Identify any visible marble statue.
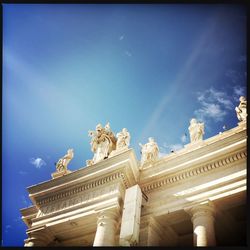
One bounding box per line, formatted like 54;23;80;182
235;96;247;122
56;149;74;172
188;118;204;143
88;122;117;165
139;137;159;166
116;128;131;150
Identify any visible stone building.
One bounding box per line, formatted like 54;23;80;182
20;118;247;247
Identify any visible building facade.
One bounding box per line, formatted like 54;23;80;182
20;120;247;246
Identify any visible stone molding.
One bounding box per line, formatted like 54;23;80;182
37;171;128;207
36;183;123;218
142;150;247;194
28;148;138;194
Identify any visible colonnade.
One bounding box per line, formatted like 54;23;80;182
143;202;216;247
24;203;216;247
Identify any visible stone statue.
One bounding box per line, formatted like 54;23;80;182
116;128;130;150
56;149;74;172
188;118;204;143
139;137;159;166
88;122;117;165
235;96;247;122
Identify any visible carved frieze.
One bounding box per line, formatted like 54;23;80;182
36;171;129;207
142;150;247;194
38;183;119;217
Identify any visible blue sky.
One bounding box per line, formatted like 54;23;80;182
2;4;246;246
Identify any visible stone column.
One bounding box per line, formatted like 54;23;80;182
119;184;142;246
24;228;54;247
189;203;216;246
93;210;119;246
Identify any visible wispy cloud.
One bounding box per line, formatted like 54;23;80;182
125;50;132;57
233;85;246;97
159;142;183;157
225;69;245;85
4;225;12;233
232;85;246;102
21;195;32;207
194;87;233;122
238;55;246;63
136;12;221;142
19;170;28;175
119;35;124;41
29;157;46;169
167;144;183;151
181;134;187;143
13;216;22;223
195;103;226;122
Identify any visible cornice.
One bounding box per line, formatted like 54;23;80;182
36;171;128;206
27;149;138;205
139;127;246;184
141;150;247;194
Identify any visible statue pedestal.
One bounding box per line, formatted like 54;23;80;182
238;120;247;129
184;140;204;150
109;148;129;157
51;170;72;179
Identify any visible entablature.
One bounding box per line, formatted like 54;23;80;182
139;125;247;194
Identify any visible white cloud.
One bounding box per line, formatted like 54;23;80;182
13;216;22;222
225;69;245;85
181;134;187;143
233;85;245;97
162;143;183;152
195;103;227;122
21;195;32;207
125;50;132;57
4;225;12;233
194;87;233;122
30;157;46;169
119;35;124;40
19;170;28;175
225;69;239;84
168;144;183;151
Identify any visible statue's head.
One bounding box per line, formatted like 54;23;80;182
96;124;102;132
67;149;74;156
239;96;246;102
148;137;154;142
190;118;197;124
122;128;127;133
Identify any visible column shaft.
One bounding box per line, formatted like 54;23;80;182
93;210;118;246
191;204;216;246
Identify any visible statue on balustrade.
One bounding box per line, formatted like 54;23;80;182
56;149;74;172
139;137;159;166
235;96;247;122
188;118;204;143
87;122;117;165
116;128;131;150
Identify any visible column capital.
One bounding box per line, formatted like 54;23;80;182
185;202;216;246
96;209;120;228
25;227;55;246
185;201;216;222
